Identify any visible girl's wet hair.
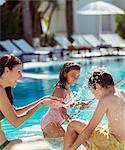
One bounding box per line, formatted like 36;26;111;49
57;61;80;89
88;69;114;89
0;55;22;104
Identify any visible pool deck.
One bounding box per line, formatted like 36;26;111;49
9;136;86;150
9;125;87;150
10;136;53;150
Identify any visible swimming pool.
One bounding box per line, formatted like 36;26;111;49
2;56;125;149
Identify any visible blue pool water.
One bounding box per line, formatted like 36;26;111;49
23;65;61;75
2;56;125;149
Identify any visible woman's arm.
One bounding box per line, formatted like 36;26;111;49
0;87;63;128
14;99;42;115
0;86;42;127
14;96;50;115
69;97;109;150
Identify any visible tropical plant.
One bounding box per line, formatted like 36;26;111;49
116;11;125;39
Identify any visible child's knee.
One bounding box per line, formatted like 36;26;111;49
67;120;77;132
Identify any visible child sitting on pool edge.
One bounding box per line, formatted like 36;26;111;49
40;61;87;138
64;68;125;150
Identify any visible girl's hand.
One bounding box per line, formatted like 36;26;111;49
69;102;88;108
78;102;89;107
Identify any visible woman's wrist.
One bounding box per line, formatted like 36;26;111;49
38;101;44;108
26;111;31;118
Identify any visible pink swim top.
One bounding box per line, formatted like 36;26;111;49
40;86;71;129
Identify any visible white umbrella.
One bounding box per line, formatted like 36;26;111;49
77;1;125;42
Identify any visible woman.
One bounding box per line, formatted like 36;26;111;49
0;55;63;149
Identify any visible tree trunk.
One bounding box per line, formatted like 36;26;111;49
65;0;74;38
22;0;33;45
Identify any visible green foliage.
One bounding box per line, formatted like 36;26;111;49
40;33;57;47
116;11;125;39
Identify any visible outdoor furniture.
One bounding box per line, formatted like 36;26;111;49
83;34;101;48
54;35;74;57
12;39;53;61
72;34;91;49
100;33;125;54
54;35;71;49
0;40;23;57
83;34;112;55
55;35;94;58
0;51;10;58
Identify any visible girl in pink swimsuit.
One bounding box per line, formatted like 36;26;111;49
40;61;86;138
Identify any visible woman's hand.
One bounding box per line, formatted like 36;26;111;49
39;96;64;108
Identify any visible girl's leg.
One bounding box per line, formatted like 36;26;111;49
42;122;65;138
64;120;86;150
4;139;22;150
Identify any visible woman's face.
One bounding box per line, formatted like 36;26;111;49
7;64;22;87
66;69;80;86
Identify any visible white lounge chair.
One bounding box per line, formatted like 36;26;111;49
54;35;76;57
55;35;93;58
0;40;23;56
83;34;113;55
72;34;91;48
54;35;71;49
0;51;10;58
100;33;125;53
12;39;53;61
83;34;101;48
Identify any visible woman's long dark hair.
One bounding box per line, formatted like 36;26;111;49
56;61;80;89
0;55;22;104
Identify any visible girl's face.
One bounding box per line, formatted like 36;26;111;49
6;64;22;87
66;69;80;86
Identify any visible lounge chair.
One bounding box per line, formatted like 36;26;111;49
100;33;125;54
54;35;72;49
54;35;74;57
54;35;92;58
0;51;10;58
83;34;112;55
71;34;92;52
0;40;23;57
12;39;53;61
72;34;90;47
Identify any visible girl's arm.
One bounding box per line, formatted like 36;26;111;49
69;97;109;150
52;87;71;121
